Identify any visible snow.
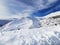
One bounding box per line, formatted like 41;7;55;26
44;11;60;18
0;11;60;45
0;25;60;45
0;0;60;45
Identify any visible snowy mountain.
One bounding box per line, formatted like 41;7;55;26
0;11;60;45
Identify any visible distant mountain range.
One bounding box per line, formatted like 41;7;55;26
0;20;11;26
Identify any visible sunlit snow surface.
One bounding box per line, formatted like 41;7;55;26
0;12;60;45
1;26;60;45
0;0;60;45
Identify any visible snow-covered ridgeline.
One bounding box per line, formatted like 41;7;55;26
0;11;60;45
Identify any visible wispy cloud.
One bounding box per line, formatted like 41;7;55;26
0;0;34;19
0;0;10;19
32;0;57;10
0;0;58;19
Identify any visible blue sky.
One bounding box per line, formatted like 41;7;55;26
0;0;60;26
32;0;60;17
0;0;60;19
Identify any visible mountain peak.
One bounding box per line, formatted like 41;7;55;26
0;11;60;45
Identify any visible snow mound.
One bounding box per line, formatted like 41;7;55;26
0;11;60;45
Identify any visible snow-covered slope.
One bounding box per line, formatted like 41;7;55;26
0;11;60;45
44;11;60;18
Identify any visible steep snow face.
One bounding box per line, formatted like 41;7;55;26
40;11;60;27
40;17;60;27
0;11;60;45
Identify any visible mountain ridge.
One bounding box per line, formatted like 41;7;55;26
0;11;60;45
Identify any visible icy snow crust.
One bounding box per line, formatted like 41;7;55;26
0;12;60;45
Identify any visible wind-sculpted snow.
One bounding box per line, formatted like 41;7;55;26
0;25;60;45
0;12;60;45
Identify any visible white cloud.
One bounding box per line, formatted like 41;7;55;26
32;0;57;10
0;0;11;19
0;0;58;20
0;0;34;20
